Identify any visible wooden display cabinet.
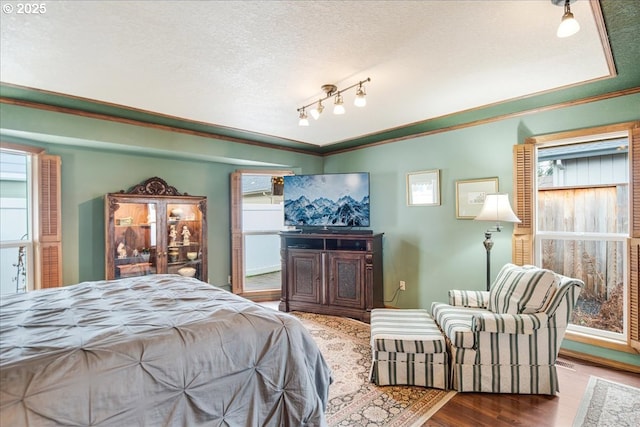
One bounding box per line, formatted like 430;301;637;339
279;232;383;322
105;177;207;281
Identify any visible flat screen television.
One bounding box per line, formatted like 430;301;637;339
283;173;370;229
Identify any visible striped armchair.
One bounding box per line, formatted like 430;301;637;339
431;263;583;395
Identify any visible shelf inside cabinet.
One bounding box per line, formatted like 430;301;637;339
117;263;153;275
168;259;201;266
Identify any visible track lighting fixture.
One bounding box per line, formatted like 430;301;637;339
552;0;580;38
297;77;370;126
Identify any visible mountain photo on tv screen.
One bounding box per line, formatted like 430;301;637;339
283;173;370;228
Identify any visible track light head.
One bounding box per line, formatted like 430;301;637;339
310;100;324;120
333;93;345;115
298;109;309;126
553;0;580;38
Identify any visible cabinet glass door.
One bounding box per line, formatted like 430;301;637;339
167;202;204;280
112;202;157;279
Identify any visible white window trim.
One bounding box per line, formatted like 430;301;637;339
534;136;629;342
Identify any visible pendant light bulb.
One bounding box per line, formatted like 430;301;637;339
557;0;580;38
310;100;324;120
333;93;345;115
298;109;309;126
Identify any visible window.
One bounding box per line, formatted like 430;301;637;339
0;150;33;294
536;138;628;339
0;143;62;291
513;121;640;353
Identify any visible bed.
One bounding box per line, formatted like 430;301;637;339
0;275;332;426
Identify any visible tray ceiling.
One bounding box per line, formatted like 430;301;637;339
0;1;620;149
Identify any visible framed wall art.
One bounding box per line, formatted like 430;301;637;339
407;169;440;206
455;177;498;219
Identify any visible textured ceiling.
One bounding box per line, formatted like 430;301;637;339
0;0;638;154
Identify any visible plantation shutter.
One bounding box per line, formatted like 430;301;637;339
512;143;535;265
631;126;640;237
628;125;640;350
37;154;62;288
629;239;640;351
230;171;244;294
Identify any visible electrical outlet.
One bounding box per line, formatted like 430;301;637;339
228;275;232;285
399;280;406;291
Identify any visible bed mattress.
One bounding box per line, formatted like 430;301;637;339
0;275;331;426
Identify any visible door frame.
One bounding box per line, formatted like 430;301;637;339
230;169;293;301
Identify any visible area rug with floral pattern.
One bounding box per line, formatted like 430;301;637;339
291;311;456;427
572;376;640;427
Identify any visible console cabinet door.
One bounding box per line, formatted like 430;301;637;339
279;232;383;322
327;252;365;309
288;250;322;304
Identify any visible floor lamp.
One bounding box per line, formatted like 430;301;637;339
474;193;521;291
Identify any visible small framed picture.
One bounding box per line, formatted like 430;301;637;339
455;177;499;219
407;169;440;206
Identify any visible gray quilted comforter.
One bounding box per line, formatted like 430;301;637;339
0;275;331;426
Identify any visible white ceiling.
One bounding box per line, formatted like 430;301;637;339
0;1;611;147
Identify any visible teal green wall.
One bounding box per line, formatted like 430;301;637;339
562;339;640;368
54;146;240;287
325;92;640;310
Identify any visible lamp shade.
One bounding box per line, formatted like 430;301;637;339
557;12;580;37
333;94;345;115
310;100;324;120
474;193;521;223
354;86;367;107
298;111;309;126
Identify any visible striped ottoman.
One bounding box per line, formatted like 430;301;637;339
370;308;448;389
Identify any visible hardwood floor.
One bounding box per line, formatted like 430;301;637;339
426;356;640;427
